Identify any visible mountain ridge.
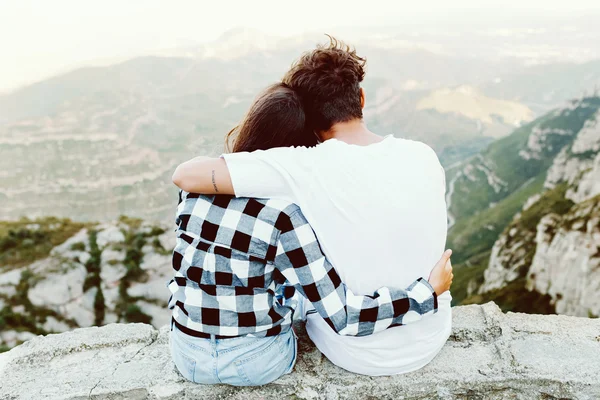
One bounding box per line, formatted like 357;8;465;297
448;96;600;313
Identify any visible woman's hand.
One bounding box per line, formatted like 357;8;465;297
428;249;453;296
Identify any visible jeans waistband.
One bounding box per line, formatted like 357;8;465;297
171;317;245;340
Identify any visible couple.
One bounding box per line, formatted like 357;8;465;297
166;36;453;386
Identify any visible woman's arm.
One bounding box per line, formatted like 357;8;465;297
275;209;453;336
172;146;310;201
172;156;235;195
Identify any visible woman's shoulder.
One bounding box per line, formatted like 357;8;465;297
180;192;299;213
218;197;306;239
203;195;302;223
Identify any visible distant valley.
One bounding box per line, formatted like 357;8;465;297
2;29;600;222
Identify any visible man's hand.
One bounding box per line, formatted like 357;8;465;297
428;249;453;296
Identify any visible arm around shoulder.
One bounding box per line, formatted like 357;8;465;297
172;156;234;195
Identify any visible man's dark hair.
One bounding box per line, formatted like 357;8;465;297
282;35;366;135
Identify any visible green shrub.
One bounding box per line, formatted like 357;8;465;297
83;229;105;326
123;305;152;324
0;306;42;334
0;218;90;269
118;215;142;230
147;226;166;237
151;237;171;256
450;251;491;306
82;274;101;293
462;278;555;314
70;242;86;252
94;288;105;326
15;270;34;310
121;231;147;282
518;183;574;232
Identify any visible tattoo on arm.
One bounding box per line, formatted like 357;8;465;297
211;170;219;193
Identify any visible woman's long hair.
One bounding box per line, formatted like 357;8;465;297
225;83;318;153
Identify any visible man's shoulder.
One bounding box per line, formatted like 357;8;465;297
390;137;435;153
388;137;442;165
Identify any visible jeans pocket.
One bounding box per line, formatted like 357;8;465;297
170;332;197;382
234;331;296;386
283;328;298;375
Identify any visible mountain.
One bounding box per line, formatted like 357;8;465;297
447;96;600;314
0;49;529;223
0;217;172;351
0;55;268;223
0;29;598;224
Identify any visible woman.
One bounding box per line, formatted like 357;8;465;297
167;83;453;386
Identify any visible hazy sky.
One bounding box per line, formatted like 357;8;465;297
2;0;600;93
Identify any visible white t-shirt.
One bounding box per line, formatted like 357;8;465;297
222;135;452;376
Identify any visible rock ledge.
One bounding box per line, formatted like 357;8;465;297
1;302;599;400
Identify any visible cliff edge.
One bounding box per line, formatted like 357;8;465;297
1;302;599;400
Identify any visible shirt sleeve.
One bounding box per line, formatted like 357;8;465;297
221;146;313;202
274;209;438;337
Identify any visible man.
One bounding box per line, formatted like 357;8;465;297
172;37;451;376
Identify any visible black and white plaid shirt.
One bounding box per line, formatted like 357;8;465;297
166;192;438;338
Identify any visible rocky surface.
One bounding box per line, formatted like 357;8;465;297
0;218;173;351
1;302;599;400
545;111;600;203
479;227;533;293
526;197;600;317
478;105;600;308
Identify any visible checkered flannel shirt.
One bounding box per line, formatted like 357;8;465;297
166;191;438;338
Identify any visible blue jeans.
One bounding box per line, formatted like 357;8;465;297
170;323;298;386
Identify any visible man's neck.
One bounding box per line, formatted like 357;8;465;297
320;119;383;146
